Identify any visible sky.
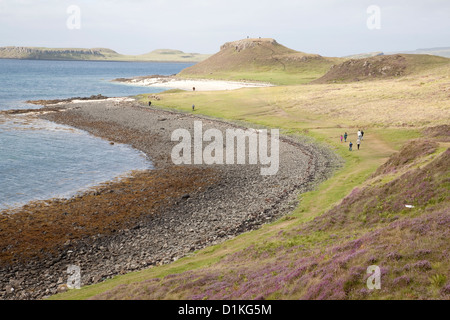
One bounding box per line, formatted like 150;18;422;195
0;0;449;57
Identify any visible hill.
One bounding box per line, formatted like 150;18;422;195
177;38;344;85
125;49;211;62
343;47;450;59
312;53;450;83
343;51;384;59
0;46;119;60
389;47;450;58
0;46;211;62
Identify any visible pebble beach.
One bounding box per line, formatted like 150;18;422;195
0;98;341;299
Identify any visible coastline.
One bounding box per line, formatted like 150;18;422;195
0;97;340;299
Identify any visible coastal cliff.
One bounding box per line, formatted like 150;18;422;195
0;46;210;62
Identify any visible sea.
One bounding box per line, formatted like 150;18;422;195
0;59;194;210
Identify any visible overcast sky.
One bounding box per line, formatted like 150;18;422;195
0;0;449;57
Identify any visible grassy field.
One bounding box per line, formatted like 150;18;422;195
176;60;340;85
50;55;450;299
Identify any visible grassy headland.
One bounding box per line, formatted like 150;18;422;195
50;38;450;299
177;38;343;85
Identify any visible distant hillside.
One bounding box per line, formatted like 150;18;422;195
344;47;450;59
0;46;211;62
178;38;344;85
390;47;450;58
344;51;384;59
131;49;211;62
312;54;450;84
0;46;118;60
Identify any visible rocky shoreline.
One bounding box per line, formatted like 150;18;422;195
0;98;341;300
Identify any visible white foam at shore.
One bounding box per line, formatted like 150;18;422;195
42;97;134;106
0;113;82;133
70;97;135;104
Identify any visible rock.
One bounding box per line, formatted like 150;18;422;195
57;284;69;293
5;285;14;294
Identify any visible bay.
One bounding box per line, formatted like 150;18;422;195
0;59;192;209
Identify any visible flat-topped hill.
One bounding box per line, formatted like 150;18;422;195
390;46;450;58
219;38;291;52
0;46;118;60
0;46;211;62
133;49;210;62
178;38;343;85
344;51;384;59
312;53;450;83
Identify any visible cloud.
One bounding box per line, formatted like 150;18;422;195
0;0;449;56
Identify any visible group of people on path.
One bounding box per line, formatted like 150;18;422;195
340;129;364;151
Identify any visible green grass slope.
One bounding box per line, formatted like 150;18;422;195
88;142;450;300
177;38;343;85
53;126;449;300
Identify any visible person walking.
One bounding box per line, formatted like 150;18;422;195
357;129;362;140
361;130;364;141
192;104;195;111
340;134;343;143
344;132;348;142
349;141;353;151
357;138;361;150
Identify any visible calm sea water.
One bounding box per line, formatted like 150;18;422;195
0;59;194;210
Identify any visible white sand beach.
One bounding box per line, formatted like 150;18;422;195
118;76;274;91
